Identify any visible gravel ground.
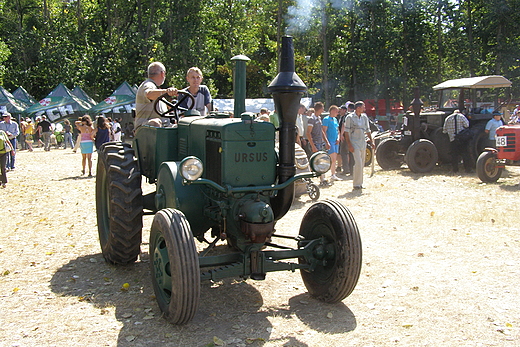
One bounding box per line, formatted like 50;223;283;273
1;148;519;347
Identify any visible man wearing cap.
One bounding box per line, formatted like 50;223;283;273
0;113;20;170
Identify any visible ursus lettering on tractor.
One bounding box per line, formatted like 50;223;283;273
95;36;362;324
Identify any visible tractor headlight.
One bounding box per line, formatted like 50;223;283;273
309;151;331;174
180;156;204;181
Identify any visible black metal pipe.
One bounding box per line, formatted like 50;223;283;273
268;36;307;221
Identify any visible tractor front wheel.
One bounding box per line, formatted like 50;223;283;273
476;151;502;183
299;200;362;303
96;143;143;264
376;138;404;170
150;209;200;324
405;139;438;173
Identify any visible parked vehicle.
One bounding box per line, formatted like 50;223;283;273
95;37;362;324
476;124;520;182
376;76;512;173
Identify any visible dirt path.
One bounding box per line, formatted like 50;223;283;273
1;148;519;347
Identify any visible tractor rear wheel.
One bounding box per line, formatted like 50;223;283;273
476;151;502;183
299;200;362;303
469;123;487;165
150;208;200;324
431;127;451;164
96;143;143;264
376;138;403;170
405;139;438;173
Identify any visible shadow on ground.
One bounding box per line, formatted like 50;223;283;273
51;253;357;346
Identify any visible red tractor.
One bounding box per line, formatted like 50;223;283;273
476;124;520;182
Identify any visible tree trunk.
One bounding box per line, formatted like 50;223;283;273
321;0;329;104
466;0;475;76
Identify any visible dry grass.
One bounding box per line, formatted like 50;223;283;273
1;148;519;346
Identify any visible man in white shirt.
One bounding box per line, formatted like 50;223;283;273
112;117;122;142
343;101;374;190
135;62;178;128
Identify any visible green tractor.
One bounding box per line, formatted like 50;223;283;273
95;36;362;324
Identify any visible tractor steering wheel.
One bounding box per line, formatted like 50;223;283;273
154;91;195;121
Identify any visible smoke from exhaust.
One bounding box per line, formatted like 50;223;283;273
286;0;354;34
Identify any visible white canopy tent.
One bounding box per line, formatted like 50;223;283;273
213;97;313;114
433;75;512;90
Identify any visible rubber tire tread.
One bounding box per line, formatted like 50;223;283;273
376;138;403;170
299;199;362;303
405;139;438;173
150;209;200;324
96;142;143;264
476;151;502;183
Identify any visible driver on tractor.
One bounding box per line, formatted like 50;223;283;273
135;62;178;129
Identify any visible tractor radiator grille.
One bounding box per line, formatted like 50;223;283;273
179;137;188;157
499;132;516;153
206;132;222;184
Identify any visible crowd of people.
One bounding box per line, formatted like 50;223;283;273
0;61;212;186
0;111;129;184
259;99;375;191
4;60;520;190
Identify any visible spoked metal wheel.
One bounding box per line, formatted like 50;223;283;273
298;200;362;303
476;151;502;183
307;182;320;201
149;208;200;324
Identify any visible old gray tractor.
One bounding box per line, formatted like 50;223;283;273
376;76;512;173
95;36;362;324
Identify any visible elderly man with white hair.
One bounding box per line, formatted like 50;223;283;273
135;62;178;129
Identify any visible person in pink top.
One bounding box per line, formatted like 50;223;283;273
75;115;94;176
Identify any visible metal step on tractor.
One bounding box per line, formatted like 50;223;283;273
376;76;512;173
95;36;362;324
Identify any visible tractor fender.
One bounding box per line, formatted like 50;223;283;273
482;147;498;154
155;162;212;237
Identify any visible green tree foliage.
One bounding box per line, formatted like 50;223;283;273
1;0;520;106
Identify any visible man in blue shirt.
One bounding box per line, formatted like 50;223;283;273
485;114;504;148
0;113;20;170
322;105;342;181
